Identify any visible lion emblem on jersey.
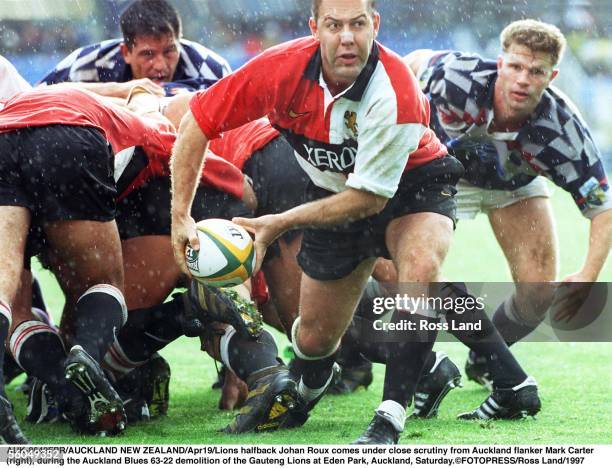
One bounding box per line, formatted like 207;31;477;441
344;111;359;138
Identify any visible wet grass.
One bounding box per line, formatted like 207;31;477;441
12;182;611;444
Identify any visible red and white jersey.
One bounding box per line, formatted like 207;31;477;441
191;37;446;198
0;87;175;157
0;87;246;201
208;118;279;170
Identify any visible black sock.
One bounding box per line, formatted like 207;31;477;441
442;285;528;389
31;276;47;312
0;307;10;397
2;354;23;384
419;350;438;375
492;297;543;346
73;286;126;362
114;294;185;363
382;311;438;408
10;320;66;389
221;328;280;381
9;320;80;403
292;353;337;392
344;316;389;364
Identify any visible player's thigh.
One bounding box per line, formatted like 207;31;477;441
385;211;454;283
122;235;180;309
0;206;30;305
262;234;303;333
488;196;558;282
297;257;376;355
44;219;124;292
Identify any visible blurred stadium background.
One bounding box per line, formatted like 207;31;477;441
2;1;610;444
1;0;611;163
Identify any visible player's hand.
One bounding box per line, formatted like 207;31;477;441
119;78;165;98
232;214;286;273
551;272;595;323
171;214;199;276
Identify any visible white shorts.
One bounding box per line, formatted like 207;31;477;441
456;177;551;220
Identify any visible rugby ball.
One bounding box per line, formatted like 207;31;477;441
185;219;256;287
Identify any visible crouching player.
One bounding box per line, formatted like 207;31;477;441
0;86;177;440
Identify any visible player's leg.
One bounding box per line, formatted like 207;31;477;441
465;188;556;387
489;194;558;341
7;268;83;425
0;205;31;444
289;257;377;420
352;212;452;444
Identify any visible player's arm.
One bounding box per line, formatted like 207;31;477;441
43;79;164;99
403;49;438;76
235;188;388;272
567;208;612;282
170;111;210;272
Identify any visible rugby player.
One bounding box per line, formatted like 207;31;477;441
171;0;465;444
405;19;611;418
0;55;31;99
0;86;177;440
39;0;230;97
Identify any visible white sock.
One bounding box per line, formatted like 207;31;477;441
376;400;406;432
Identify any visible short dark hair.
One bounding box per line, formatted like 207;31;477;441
120;0;182;49
311;0;376;21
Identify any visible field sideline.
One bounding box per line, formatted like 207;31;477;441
10;181;612;444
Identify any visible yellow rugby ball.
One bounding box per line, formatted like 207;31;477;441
185;219;256;287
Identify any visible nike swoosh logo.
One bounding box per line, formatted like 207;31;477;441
288;110;310;119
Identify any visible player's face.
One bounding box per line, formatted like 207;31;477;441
309;0;380;94
121;34;180;83
495;43;558;120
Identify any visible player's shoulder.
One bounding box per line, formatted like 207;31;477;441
179;39;230;68
257;37;320;64
542;85;590;129
368;42;429;124
54;39;122;70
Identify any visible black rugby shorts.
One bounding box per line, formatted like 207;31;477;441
243;135;309;260
115;176;252;239
297;155;465;280
0;124;116;222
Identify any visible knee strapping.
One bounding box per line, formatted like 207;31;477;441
291;317;339;360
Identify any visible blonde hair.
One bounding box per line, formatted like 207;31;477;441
500;19;566;67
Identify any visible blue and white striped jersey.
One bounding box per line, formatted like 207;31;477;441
418;51;611;218
38;38;231;96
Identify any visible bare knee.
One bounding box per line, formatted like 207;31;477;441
294;318;339;358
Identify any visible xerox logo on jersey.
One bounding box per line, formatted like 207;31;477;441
302;143;358;173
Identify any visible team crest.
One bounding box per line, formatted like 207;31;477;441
344;111;359;138
185;245;199;269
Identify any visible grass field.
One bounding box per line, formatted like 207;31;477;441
9;182;612;444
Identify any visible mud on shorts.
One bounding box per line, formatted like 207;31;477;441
297;155;465;281
0;125;117;262
455;176;551;220
243;135;309;262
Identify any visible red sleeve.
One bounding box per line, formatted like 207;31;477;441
201;154;244;200
188;40;311;140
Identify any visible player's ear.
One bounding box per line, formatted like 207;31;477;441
372;12;380;38
309;17;319;40
496;55;503;70
120;43;132;64
550;69;559;82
